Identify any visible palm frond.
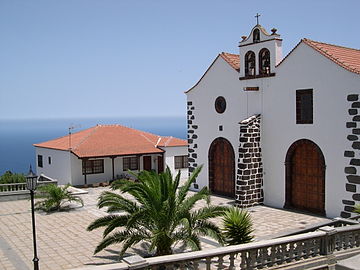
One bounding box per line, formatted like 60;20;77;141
184;234;201;251
177;165;203;205
87;215;123;231
94;231;130;254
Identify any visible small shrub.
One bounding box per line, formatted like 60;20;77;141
354;204;360;214
35;184;84;212
222;207;254;245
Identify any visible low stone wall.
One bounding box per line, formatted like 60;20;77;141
0;176;57;202
70;224;360;270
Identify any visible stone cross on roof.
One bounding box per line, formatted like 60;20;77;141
255;13;261;25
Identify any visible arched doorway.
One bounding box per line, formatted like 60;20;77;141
208;138;235;197
285;139;325;215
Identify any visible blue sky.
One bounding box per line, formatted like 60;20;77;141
1;0;359;119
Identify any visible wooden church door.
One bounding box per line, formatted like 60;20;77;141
285;139;325;215
208;138;235;197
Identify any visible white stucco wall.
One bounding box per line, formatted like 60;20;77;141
187;56;258;190
35;147;72;185
160;146;188;180
70;154;163;186
71;156;112;185
187;40;360;218
262;42;360;217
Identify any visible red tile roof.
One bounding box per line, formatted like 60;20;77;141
220;52;240;71
302;39;360;74
278;38;360;74
34;125;187;158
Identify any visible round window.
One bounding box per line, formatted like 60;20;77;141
215;96;226;113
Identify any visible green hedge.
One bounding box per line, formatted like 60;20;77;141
0;171;26;184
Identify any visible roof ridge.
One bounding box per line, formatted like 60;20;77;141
302;38;360;74
71;125;99;150
221;52;239;56
139;132;158;147
303;38;360;52
220;52;240;72
161;136;173;147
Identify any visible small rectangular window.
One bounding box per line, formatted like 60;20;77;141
37;155;43;168
296;89;313;124
175;155;188;169
48;157;51;165
123;156;139;171
82;159;104;175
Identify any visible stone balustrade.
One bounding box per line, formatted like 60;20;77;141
0;182;27;192
0;178;58;201
73;224;360;270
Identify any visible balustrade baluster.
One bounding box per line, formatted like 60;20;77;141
264;247;270;266
248;249;257;269
179;261;186;270
280;244;288;263
193;259;199;270
228;253;235;270
268;246;276;266
274;245;281;265
355;233;360;247
335;235;341;251
288;242;294;262
240;252;247;269
217;255;224;269
344;233;349;249
256;248;263;267
206;257;211;270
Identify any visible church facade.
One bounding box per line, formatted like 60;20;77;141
185;24;360;218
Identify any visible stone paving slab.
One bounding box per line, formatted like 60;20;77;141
0;187;330;270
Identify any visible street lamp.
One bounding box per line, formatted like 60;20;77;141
26;165;39;270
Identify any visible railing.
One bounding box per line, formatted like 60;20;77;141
0;178;57;193
0;182;27;192
73;224;360;270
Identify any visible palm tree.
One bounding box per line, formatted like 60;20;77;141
34;184;84;212
87;166;226;257
222;207;254;245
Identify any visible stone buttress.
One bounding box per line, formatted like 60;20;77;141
236;114;264;207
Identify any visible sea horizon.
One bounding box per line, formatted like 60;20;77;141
0;116;187;175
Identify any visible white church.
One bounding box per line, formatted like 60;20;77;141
185;23;360;218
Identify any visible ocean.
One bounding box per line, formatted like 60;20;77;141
0;116;187;175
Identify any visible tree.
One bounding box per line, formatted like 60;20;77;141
34;184;83;212
0;171;26;184
87;166;226;257
222;207;254;245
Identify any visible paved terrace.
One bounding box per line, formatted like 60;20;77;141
0;187;329;270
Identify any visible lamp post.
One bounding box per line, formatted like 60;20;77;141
26;165;39;270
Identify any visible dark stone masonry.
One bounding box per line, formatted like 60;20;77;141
341;93;360;218
187;101;199;180
235;114;264;207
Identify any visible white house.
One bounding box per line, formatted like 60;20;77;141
186;24;360;218
34;125;188;186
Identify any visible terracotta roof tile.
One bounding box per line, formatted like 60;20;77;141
302;39;360;74
220;52;240;71
157;136;187;147
34;125;187;158
278;38;360;74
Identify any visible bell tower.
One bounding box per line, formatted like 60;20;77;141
239;21;282;80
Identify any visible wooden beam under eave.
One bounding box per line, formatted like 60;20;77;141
82;158;88;186
111;156;116;181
